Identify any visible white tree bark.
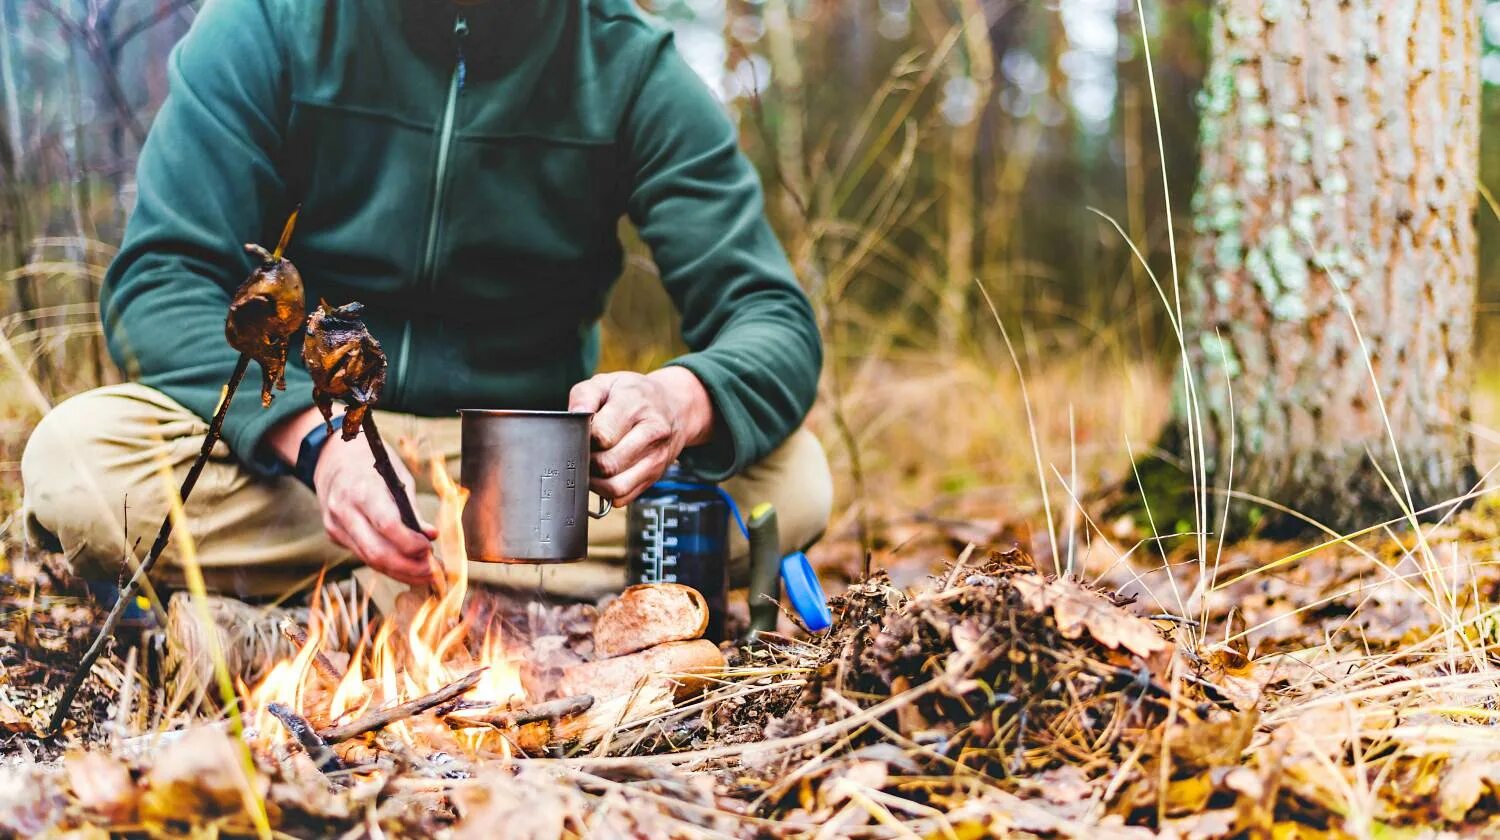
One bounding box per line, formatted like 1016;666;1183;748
1180;0;1479;531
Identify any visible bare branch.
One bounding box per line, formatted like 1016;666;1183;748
31;0;83;39
112;0;197;54
317;669;485;745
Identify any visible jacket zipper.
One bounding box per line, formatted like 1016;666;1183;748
394;15;467;404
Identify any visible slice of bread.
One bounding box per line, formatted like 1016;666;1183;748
593;583;711;658
557;639;725;703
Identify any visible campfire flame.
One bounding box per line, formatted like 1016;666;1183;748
247;456;526;753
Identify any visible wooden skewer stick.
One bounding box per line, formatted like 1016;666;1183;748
446;694;596;729
271;206;299;261
278;618;347;684
317;667;484;744
48;355;252;735
360;412;422;533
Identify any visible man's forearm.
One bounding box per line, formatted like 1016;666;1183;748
264;407;340;466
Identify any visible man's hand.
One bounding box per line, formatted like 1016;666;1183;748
569;367;714;505
267;409;436;585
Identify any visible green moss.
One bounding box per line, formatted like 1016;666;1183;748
1244;140;1268;186
1199;66;1235;116
1290;137;1311;164
1290;195;1321;242
1247;246;1275;301
1245;225;1312;322
1266;226;1308;293
1235;75;1262;102
1323;128;1345;154
1210;203;1241;232
1214;231;1244;272
1200;332;1242;378
1271;292;1308;321
1314;244;1352;272
1225;11;1262;39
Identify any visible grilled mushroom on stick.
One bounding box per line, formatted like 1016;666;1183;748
303;300;422;533
49;209;306;735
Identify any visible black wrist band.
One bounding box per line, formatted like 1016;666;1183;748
294;414;345;490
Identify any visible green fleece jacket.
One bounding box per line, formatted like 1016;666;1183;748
102;0;821;481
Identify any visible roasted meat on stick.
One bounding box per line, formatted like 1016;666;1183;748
227;209;306;406
304;301;386;441
303;300;422;532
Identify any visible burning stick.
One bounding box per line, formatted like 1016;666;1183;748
446;694;596;730
317;668;484;744
278;618;346;684
303;301;421;533
267;702;347;774
48;211;307;735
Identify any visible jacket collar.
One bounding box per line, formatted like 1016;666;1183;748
400;0;552;80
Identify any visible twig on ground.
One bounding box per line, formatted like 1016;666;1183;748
48;355;251;735
318;668;484;744
446;695;595;730
268;702;347;774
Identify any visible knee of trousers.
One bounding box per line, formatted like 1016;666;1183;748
21;387;173;574
774;429;835;554
726;429;835;586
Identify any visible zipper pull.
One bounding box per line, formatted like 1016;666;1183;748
454;15;468;91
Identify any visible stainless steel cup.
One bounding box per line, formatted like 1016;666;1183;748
459;409;611;563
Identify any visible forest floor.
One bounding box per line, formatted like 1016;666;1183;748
6;491;1500;838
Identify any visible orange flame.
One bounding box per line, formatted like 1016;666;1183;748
247;455;525;754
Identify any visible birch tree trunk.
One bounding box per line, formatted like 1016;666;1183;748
1178;0;1479;532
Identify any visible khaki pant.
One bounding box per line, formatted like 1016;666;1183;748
21;384;833;602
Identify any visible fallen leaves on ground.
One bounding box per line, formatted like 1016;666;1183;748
11;510;1500;836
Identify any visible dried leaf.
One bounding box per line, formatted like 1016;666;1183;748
0;765;64;836
1163;774;1215;815
1011;576;1170;661
140;727;264;826
1163;808;1238;839
1440;758;1500;823
0;698;33;735
822;760;889;807
1027;766;1094;806
64;751;137;823
1217;766;1265;801
452;776;573;840
1169;711;1260;771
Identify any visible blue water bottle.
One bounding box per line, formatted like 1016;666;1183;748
626;464;730;641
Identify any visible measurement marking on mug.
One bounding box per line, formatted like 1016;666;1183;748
565;460;578;527
538;469;558;543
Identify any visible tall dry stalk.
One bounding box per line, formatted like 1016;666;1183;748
936;0;992;357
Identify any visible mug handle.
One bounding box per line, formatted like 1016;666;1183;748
589;494;613;519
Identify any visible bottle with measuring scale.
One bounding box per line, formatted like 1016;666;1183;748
624;464;730;642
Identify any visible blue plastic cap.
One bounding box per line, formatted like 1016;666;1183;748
780;551;832;632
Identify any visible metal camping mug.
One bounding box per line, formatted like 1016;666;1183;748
458;409;612;563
